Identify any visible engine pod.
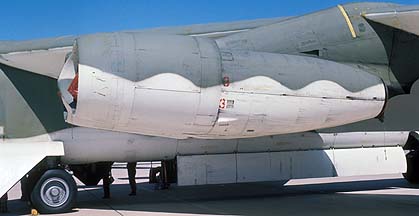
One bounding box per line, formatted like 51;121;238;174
59;33;222;138
211;51;387;138
58;32;386;139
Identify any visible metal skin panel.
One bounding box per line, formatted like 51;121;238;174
332;147;407;176
214;2;419;94
59;33;386;139
177;155;208;186
216;3;397;64
364;6;419;36
0;47;72;79
59;33;223;137
177;154;236;186
210;51;386;138
237;153;271;183
270;151;336;180
176;146;406;186
48;127;408;165
237;151;336;182
191;37;223;134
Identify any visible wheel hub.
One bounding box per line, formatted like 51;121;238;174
40;177;70;208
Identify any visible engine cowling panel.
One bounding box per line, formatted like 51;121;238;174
58;33;386;139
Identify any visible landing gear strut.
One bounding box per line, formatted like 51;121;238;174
404;150;419;184
30;169;77;214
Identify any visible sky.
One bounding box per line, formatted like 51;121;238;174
1;0;418;40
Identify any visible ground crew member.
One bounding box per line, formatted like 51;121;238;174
127;162;137;196
102;162;114;199
0;193;7;213
20;176;29;201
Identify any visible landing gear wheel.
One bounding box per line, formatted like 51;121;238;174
30;169;77;214
403;151;419;184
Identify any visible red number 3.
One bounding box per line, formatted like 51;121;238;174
219;98;226;109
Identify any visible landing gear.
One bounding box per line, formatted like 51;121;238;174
403;150;419;184
149;160;177;190
30;169;77;214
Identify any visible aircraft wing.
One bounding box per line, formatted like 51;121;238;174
0;17;289;79
127;17;291;38
0;39;75;79
0;17;289;54
363;5;419;36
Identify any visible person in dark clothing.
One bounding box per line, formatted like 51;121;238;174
101;162;114;199
20;176;29;201
20;170;42;202
0;193;7;213
127;162;137;196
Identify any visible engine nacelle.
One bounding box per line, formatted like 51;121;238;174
58;33;386;139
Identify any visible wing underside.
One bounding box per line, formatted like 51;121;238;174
363;6;419;36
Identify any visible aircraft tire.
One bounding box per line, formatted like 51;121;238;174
30;169;77;214
403;151;419;184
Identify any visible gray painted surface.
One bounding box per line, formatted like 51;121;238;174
0;68;47;138
364;5;419;36
0;17;289;54
75;31;386;91
0;2;417;140
216;2;419;92
0;65;67;138
216;3;400;63
0;1;417;167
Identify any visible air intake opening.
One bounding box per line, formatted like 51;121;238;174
57;41;79;121
301;50;320;56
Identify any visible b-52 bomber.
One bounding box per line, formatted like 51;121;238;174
1;2;419;213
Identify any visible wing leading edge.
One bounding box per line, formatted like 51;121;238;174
0;17;290;78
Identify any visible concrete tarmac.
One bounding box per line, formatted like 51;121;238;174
3;162;419;216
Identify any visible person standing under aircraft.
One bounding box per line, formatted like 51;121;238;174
0;193;7;213
127;162;137;196
101;162;114;199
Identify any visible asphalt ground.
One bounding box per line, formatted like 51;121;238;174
3;162;419;216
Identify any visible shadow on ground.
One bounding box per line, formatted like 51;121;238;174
5;177;419;216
